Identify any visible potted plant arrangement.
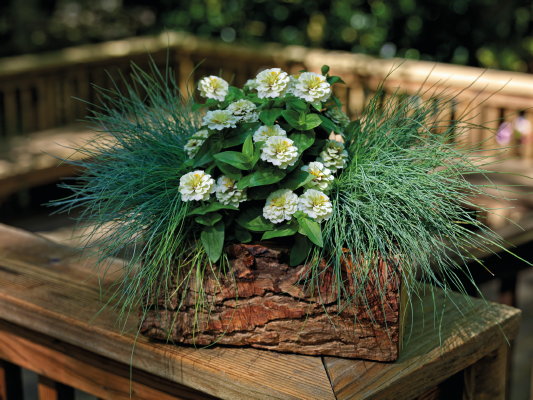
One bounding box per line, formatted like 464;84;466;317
50;60;513;362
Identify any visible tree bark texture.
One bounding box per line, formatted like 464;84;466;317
139;243;404;361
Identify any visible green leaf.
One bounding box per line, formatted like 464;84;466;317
187;202;239;216
229;86;245;100
286;98;307;112
259;108;284;126
317;114;342;134
222;210;236;228
242;134;254;158
327;76;346;85
216;160;242;181
280;169;314;190
192;103;208;112
321;65;330;75
297;217;323;247
281;110;303;130
206;202;239;213
261;220;299;240
302;114;322;130
236;206;274;232
195;212;222;227
290;233;311;266
251;140;264;168
193;137;223;168
249;167;286;187
289;130;315;153
201;220;225;262
332;96;342;110
236;173;254;190
183;159;194;167
235;225;252;243
214;151;252;170
247;184;277;200
223;123;260;148
307;138;327;156
311;103;323;112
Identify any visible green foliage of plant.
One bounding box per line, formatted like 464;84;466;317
48;57;525;342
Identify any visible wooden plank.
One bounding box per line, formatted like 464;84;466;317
323;289;520;399
0;359;24;400
0;224;336;400
462;343;507;400
0;319;215;400
38;375;75;400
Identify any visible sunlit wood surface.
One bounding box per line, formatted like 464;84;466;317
0;223;521;399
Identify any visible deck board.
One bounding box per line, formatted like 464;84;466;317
0;224;335;400
0;224;523;399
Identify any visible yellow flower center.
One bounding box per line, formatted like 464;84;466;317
266;71;281;85
190;173;204;189
274;140;291;154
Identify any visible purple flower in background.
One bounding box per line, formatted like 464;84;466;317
514;116;532;144
496;122;513;145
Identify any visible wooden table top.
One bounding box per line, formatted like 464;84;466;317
0;224;521;400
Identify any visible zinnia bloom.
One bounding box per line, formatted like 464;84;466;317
260;136;299;169
298;189;333;222
197;76;229;102
179;171;215;202
263;189;299;224
256;68;290;99
215;175;247;207
227;99;259;123
244;79;258;90
317;140;348;170
202;110;239;130
292;72;331;106
325;108;350;131
184;130;209;159
252;124;287;143
301;161;334;192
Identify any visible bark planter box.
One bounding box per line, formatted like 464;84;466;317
139;242;409;362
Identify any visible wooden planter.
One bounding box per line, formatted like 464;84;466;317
139;243;408;362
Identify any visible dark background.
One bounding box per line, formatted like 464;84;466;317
1;0;533;71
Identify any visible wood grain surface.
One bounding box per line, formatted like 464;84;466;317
0;224;522;399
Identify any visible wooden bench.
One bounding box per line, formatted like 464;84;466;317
0;223;522;399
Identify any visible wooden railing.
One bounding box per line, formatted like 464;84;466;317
1;31;533;159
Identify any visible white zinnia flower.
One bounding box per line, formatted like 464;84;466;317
244;79;258;90
301;161;334;192
255;68;290;99
215;175;247;208
179;171;215;202
298;189;333;222
252;124;287;143
325;108;350;130
197;76;229;102
184;130;209;159
260;136;299;169
227;99;259;123
263;189;298;224
317;140;349;170
203;110;239;130
292;72;331;106
286;74;300;94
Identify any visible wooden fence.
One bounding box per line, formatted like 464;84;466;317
1;31;533;159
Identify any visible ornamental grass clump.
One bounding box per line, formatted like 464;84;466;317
49;59;520;339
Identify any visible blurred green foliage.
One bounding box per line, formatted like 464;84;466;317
1;0;532;72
